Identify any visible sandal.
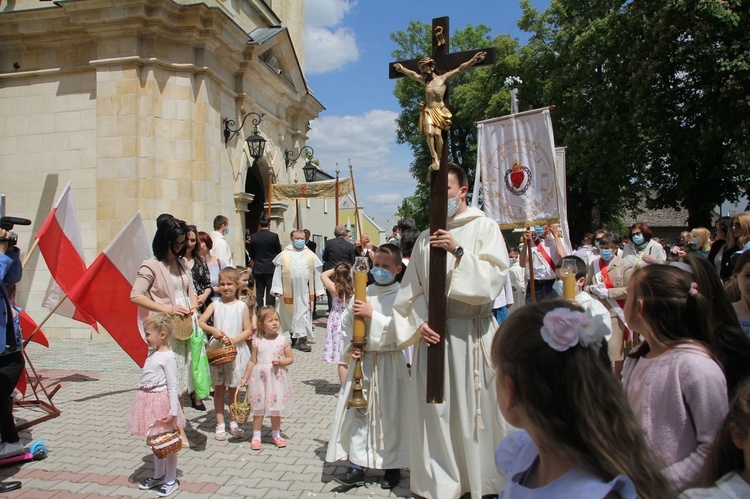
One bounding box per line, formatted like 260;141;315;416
215;425;227;441
229;423;244;439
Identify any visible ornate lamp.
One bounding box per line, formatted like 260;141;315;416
302;160;318;183
223;112;266;160
284;145;314;169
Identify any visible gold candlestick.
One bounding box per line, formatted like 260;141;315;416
348;257;369;409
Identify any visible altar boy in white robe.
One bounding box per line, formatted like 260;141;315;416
326;244;411;490
271;229;325;352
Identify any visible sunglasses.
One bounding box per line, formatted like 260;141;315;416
732;223;741;229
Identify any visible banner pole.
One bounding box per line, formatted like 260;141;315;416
22;238;40;269
23;295;68;347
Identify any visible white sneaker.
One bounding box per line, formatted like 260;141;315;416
0;441;24;459
156;481;178;497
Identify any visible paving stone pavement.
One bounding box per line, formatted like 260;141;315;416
1;314;413;498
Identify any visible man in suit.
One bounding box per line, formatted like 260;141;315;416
322;225;356;312
304;229;317;253
248;214;282;307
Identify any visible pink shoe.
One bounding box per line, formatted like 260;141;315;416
271;436;286;448
251;438;261;451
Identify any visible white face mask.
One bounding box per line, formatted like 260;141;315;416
447;193;461;218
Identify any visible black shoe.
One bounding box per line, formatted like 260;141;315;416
0;481;22;493
290;337;298;347
190;392;206;411
297;339;312;352
380;469;401;489
333;467;365;487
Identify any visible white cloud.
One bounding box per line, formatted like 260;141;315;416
308;110;417;219
304;0;360;74
305;0;356;28
304;27;360;75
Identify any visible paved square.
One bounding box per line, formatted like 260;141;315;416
1;315;412;498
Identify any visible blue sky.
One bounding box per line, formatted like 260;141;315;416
303;0;550;220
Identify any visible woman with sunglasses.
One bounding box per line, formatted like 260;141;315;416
621;222;666;269
720;213;750;281
131;217;199;444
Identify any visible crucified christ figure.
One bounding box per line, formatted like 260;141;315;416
393;51;486;171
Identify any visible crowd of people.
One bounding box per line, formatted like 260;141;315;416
122;182;750;498
6;172;749;497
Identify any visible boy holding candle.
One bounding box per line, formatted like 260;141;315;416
554;255;611;337
326;244;411;490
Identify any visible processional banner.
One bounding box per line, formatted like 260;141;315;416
272;177;352;201
477;108;559;229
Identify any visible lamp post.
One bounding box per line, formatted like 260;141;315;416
224;111;269;217
335;164;340;226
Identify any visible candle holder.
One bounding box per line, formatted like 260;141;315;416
348;256;370;410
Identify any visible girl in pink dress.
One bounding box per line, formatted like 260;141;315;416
321;263;353;384
128;313;186;497
240;306;294;450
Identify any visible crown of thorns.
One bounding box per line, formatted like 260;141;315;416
417;57;436;69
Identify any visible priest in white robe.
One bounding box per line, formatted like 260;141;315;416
392;164;513;499
327;244;411;490
271;229;324;352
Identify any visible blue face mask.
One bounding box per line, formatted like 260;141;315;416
370;267;394;285
223;227;230;236
600;249;614;261
692;237;699;246
552;280;563;296
594;240;601;249
632;234;645;246
447;193;460;218
534;226;545;238
293;239;305;249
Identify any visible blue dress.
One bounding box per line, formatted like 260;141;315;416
496;431;637;498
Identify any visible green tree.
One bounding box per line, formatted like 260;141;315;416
622;0;750;228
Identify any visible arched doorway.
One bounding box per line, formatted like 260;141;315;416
245;159;267;234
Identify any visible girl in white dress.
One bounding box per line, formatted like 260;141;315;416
199;267;252;441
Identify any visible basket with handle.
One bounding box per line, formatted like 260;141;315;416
229;385;251;424
146;423;182;458
206;340;237;366
171;314;193;341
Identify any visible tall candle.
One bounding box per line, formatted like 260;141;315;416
562;273;576;300
352;257;369;344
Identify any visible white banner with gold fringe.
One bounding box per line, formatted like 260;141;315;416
476;108;559;229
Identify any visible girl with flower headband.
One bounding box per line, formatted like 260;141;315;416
492;300;674;498
622;264;729;492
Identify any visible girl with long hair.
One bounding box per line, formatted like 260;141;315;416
493;300;674;498
623;265;729;491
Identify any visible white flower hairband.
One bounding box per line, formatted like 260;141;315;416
540;307;607;352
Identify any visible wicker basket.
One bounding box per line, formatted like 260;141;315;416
172;315;193;341
230;386;251;424
207;341;237;366
146;424;182;459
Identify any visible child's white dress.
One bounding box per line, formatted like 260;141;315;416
322;294;348;364
248;335;294;417
208;300;250;388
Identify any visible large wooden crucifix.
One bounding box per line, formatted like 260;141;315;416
389;17;495;403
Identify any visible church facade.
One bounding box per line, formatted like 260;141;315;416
0;0;325;338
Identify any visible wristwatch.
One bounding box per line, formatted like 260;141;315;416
453;246;464;258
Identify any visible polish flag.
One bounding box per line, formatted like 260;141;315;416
36;182;98;331
68;212;151;366
15;310;50;396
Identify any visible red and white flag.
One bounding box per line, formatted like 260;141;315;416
15;309;50;396
36;182;98;331
68;212;151;366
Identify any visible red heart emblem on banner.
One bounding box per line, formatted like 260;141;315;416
510;170;525;189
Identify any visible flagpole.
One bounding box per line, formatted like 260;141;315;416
23;295;69;347
21;238;40;269
335;165;340;226
348;160;363;244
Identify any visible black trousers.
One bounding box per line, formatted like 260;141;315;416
253;273;276;308
0;351;24;444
